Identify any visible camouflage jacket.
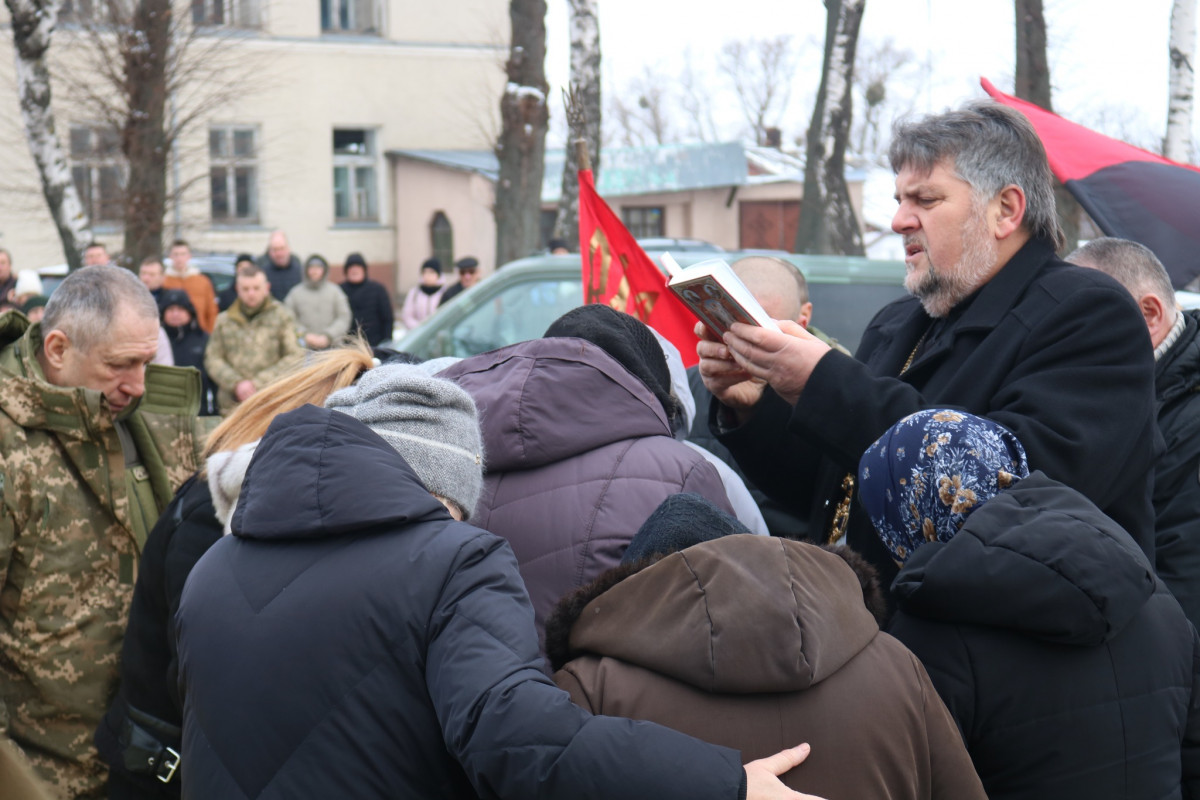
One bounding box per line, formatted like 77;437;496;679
0;312;207;798
204;297;303;414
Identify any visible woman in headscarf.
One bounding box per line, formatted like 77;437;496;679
859;409;1200;800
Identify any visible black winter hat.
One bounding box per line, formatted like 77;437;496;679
421;257;442;276
544;304;680;425
344;252;367;271
455;256;479;272
621;493;749;565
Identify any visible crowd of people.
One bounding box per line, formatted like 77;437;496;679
0;98;1198;800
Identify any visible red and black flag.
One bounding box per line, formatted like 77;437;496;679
983;77;1200;288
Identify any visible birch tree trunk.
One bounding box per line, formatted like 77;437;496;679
795;0;865;256
1167;0;1196;161
1014;0;1079;252
552;0;600;250
6;0;91;271
495;0;549;267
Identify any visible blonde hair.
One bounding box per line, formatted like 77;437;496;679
203;338;375;462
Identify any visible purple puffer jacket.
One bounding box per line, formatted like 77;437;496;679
440;337;734;647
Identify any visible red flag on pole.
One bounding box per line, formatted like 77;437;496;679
576;168;701;366
982;77;1200;288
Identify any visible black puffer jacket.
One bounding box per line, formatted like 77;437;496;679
175;405;748;800
1154;309;1200;628
887;471;1200;800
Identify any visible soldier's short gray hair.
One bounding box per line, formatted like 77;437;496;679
41;265;160;353
890;100;1064;250
1068;237;1177;314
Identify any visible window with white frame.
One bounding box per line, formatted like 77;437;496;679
69;125;125;226
210;126;259;224
332;129;378;222
192;0;261;28
320;0;380;34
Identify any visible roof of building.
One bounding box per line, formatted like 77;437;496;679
388;141;819;203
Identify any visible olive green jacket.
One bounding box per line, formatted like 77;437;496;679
0;311;208;798
204;297;303;414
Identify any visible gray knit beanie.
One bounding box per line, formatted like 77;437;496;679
324;364;484;519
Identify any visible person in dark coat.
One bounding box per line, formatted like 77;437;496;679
93;343;377;799
699;101;1157;591
339;252;394;346
859;409;1200;800
1068;237;1200;629
256;230;304;301
174;370;822;800
438;256;481;307
547;495;987;800
437;305;735;651
157;289;217;416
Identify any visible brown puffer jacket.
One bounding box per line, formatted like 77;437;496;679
550;535;987;800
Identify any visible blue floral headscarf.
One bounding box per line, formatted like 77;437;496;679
857;409;1030;563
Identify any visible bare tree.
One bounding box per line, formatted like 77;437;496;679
717;35;795;146
5;0;92;270
1014;0;1080;252
795;0;866;256
852;38;914;159
495;0;549;266
1166;0;1196;161
552;0;600;249
57;1;266;266
679;51;720;143
606;66;672;148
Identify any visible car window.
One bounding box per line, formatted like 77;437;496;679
418;276;582;359
807;282;909;355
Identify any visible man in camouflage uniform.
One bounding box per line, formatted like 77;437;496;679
0;265;208;799
205;263;303;415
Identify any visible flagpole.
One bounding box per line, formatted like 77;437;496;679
564;85;592;172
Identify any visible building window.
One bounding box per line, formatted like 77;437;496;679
209;126;259;225
430;212;453;267
192;0;261;28
333;129;378;222
69;125;125;226
622;206;664;238
321;0;379;34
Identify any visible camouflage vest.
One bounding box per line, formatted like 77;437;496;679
0;311;209;797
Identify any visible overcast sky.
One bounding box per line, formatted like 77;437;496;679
544;0;1188;152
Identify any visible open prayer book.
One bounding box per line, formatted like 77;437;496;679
661;252;780;339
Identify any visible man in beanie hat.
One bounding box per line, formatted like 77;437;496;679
863;410;1200;800
400;258;446;331
339;252;394;347
439;256;481;307
19;295;47;324
174;372;825;800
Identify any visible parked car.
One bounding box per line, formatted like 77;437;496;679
636;238;725;253
389;252;909;360
36;253;238;297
